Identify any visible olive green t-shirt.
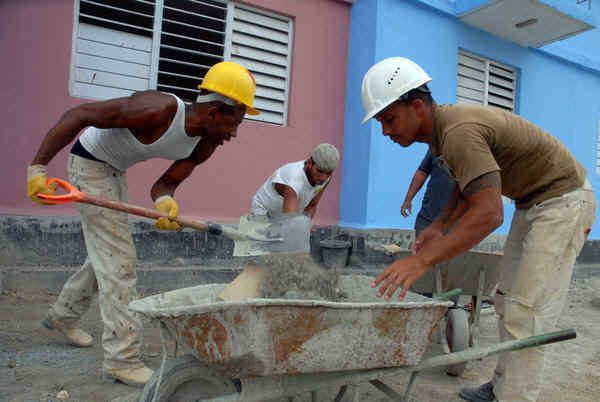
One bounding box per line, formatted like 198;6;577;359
429;105;586;209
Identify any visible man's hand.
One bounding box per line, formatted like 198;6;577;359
371;254;429;300
27;165;59;205
154;195;181;231
401;199;412;217
412;225;443;254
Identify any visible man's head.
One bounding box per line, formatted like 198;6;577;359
304;143;340;186
194;61;259;145
361;57;435;147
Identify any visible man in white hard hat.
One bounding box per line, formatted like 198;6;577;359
361;57;596;402
251;143;340;219
26;61;258;387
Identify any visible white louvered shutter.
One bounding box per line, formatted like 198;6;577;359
71;0;156;99
156;0;227;101
70;0;293;125
230;5;293;125
457;50;517;112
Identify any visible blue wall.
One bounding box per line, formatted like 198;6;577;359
341;0;600;238
339;0;377;228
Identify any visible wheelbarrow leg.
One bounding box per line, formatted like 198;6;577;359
434;266;451;354
370;379;405;401
333;385;347;402
470;267;486;349
349;384;360;402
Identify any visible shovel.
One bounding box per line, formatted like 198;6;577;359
36;177;281;243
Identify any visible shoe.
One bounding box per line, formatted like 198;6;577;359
42;313;93;347
104;366;154;388
459;381;497;401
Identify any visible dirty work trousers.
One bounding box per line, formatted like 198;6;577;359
492;180;596;402
49;154;143;371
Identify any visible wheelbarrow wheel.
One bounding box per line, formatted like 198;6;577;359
140;355;238;402
445;308;470;377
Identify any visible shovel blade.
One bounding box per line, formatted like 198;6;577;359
233;213;311;257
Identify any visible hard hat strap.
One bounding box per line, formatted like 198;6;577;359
196;92;241;107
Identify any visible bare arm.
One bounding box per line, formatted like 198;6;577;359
430;183;467;230
418;171;503;265
374;171;503;300
150;138;218;200
273;183;299;214
401;169;428;217
31;91;175;165
304;180;330;218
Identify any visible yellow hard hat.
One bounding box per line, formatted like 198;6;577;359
198;61;260;115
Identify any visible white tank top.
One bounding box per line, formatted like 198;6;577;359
251;160;328;217
79;94;200;171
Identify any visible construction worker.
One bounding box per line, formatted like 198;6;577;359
361;57;596;402
26;61;258;387
251;143;340;218
401;149;455;236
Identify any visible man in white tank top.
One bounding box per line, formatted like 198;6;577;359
251;143;340;218
25;62;259;387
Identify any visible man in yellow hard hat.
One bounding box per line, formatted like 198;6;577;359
361;57;596;402
26;61;258;387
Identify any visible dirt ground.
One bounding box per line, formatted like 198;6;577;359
1;276;599;402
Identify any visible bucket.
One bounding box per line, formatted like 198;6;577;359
320;239;351;270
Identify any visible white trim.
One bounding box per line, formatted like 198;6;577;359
149;0;164;90
596;113;600;175
223;2;234;61
68;0;81;97
282;16;294;126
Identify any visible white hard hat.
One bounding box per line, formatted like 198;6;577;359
360;57;432;125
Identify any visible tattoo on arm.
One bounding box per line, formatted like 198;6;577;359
463;171;501;198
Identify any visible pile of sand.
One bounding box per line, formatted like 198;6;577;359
255;252;345;301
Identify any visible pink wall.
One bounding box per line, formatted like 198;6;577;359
1;0;351;226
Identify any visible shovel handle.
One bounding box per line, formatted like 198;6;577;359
37;178;275;242
37;177;213;232
37;177;86;204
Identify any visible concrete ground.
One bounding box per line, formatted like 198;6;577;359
1;274;600;402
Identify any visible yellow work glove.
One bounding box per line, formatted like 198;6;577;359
27;165;59;205
154;195;181;231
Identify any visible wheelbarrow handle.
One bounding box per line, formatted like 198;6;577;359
432;288;462;301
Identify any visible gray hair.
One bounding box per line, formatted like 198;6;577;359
311;143;340;171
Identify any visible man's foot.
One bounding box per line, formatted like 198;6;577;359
104;366;154;388
459;381;497;401
42;313;93;347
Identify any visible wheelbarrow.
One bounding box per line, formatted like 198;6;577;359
128;275;574;401
388;249;502;376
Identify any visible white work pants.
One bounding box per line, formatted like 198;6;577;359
49;155;143;371
493;180;596;402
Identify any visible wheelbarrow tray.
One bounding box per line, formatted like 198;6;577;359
129;275;451;378
392;250;503;296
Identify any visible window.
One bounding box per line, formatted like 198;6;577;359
456;50;517;112
69;0;294;125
